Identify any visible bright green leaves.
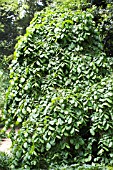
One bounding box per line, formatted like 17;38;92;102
20;77;25;83
24;142;28;149
17;117;22;123
90;128;95;136
68;117;72;124
46;143;51;151
16;151;21;158
3;2;113;169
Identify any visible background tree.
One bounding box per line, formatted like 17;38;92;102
0;0;49;68
0;0;19;67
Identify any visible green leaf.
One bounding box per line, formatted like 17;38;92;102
46;143;51;151
24;132;28;137
27;107;31;112
16;151;21;158
68;117;72;124
49;126;54;131
90;128;95;136
66;143;70;149
85;154;92;162
49;120;55;125
54;27;60;33
65;79;71;86
70;139;74;144
109;142;112;148
61;34;64;39
17;117;22;123
106;98;112;104
75;143;79;149
20;77;25;83
98;149;104;155
24;142;28;148
102;102;111;107
57;118;63;125
65;125;71;130
70;127;75;135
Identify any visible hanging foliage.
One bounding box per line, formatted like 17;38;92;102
3;2;113;169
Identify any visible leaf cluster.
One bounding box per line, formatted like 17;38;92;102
0;151;10;170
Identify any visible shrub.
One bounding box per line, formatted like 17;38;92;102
3;2;113;169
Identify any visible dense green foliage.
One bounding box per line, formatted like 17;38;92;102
0;152;10;170
0;0;113;68
49;164;113;170
0;69;9;109
0;151;113;170
3;1;113;168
